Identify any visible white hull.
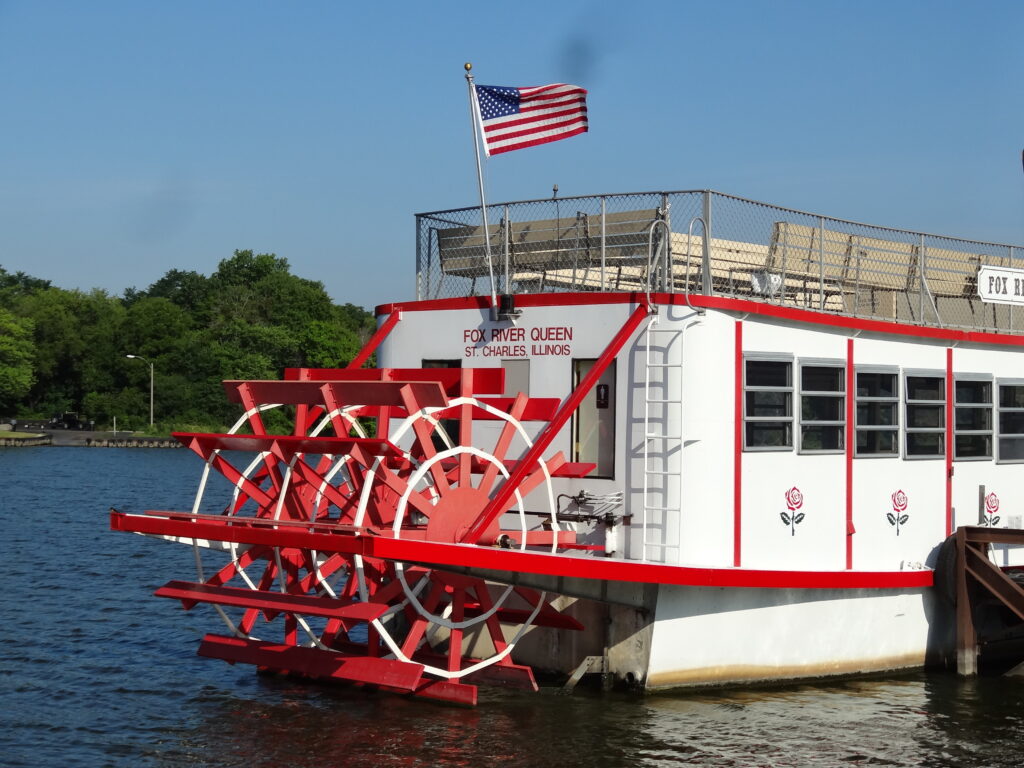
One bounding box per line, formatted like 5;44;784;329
644;585;942;689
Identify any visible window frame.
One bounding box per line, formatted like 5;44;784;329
854;366;900;458
743;354;794;452
797;358;845;455
997;378;1024;464
903;369;946;460
571;357;616;479
953;374;993;462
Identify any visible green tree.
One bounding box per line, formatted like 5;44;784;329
13;287;88;414
0;253;376;428
0;308;35;414
142;269;211;316
301;319;361;368
0;265;51;299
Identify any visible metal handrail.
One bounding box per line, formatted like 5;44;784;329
683;216;707;315
646;219;671;308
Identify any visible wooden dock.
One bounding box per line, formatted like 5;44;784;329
952;526;1024;676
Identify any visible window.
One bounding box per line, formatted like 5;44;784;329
572;359;615;478
904;373;945;458
856;370;898;456
998;382;1024;462
799;363;844;453
955;378;993;460
744;358;793;450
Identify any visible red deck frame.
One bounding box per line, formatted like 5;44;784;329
111;510;934;590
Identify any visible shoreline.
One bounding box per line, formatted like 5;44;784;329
0;429;181;448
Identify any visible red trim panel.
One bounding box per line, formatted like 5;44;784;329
283;367;506;396
378;292;1024;349
112;510;934;590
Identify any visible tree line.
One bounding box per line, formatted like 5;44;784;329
0;251;375;432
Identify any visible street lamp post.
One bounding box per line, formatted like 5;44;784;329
125;354;154;426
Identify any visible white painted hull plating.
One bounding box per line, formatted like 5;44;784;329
642;584;943;689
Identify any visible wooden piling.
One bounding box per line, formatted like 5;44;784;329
953;526;1024;676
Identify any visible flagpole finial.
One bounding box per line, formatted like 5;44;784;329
464;62;472;72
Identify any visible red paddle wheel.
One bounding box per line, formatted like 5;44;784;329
113;366;591;704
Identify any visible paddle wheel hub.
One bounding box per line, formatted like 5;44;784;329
425;486;496;543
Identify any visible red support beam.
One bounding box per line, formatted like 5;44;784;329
461;303;651;546
348;309;401;369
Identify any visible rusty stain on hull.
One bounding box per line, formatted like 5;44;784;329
646;651;927;690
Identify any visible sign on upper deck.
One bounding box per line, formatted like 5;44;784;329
977;265;1024;305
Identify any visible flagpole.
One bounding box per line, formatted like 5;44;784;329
464;62;498;312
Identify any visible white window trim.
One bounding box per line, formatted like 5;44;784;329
854;366;900;459
996;378;1024;464
797;358;845;455
743;354;794;452
903;369;945;461
954;374;993;462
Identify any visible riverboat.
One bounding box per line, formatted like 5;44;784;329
111;190;1024;705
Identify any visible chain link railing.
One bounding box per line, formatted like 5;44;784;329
415;191;1022;333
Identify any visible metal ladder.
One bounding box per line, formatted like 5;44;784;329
641;313;684;562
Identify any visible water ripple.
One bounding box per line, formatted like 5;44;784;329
2;449;1024;767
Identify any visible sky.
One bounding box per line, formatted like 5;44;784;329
1;1;1022;311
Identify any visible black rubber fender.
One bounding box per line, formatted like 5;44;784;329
934;533;958;606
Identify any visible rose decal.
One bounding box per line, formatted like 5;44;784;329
983;492;1001;527
780;486;805;536
785;487;803;511
892;490;908;513
887;490;909;536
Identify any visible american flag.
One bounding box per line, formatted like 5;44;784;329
474;83;588;156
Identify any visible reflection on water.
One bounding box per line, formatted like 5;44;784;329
2;448;1023;767
141;674;1024;768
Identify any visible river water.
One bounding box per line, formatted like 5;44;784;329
1;447;1022;767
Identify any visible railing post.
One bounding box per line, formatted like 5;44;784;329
919;234;926;322
1010;246;1015;330
701;191;713;296
503;204;510;294
600;196;607;291
415;216;423;300
853;238;862;318
818;216;825;310
661;193;671;292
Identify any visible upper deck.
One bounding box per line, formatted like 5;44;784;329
415;190;1024;334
